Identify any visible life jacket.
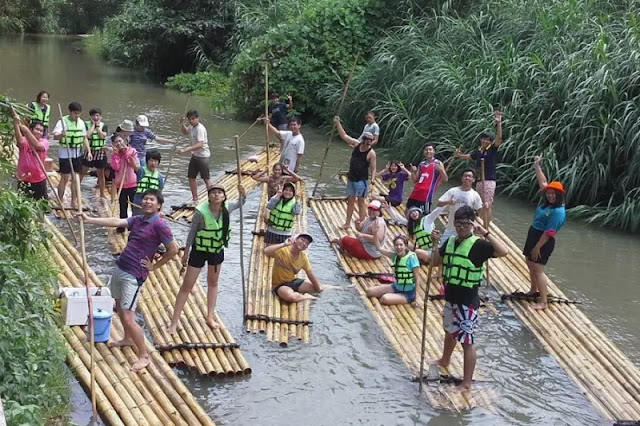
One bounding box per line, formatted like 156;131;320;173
86;121;106;150
442;236;483;288
194;202;230;254
30;102;50;127
60;116;86;148
393;252;418;291
268;197;296;232
136;166;160;194
413;220;433;250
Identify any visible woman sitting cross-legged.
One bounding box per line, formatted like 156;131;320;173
365;234;421;305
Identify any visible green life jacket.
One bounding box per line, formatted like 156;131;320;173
136;166;160;194
442;236;483;288
194;202;230;254
268;197;296;232
393;252;418;291
30;102;50;127
413;220;433;250
86;121;106;150
60;116;86;148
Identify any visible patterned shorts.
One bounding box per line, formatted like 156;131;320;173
476;180;496;207
443;302;479;344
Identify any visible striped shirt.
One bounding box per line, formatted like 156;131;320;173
115;213;173;281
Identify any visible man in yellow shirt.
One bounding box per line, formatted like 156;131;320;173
264;233;323;302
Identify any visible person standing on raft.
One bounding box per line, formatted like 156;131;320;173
523;155;566;310
81;189;178;371
406;144;448;213
11;109;49;200
261;116;306;173
366;234;421;305
264;182;302;245
334;116;377;229
28;91;51;137
430;205;508;391
265;233;324;302
81;108;108;199
179;110;213;205
330;200;386;260
167;183;246;333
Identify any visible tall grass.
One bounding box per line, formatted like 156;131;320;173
322;0;640;231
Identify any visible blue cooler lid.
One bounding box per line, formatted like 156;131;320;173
93;308;113;319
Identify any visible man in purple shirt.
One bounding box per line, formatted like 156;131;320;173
82;189;178;371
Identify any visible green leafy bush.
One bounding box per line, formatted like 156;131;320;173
166;71;232;111
326;0;640;231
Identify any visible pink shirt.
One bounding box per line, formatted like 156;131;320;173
110;147;139;189
17;137;49;183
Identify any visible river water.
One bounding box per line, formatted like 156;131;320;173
1;35;639;426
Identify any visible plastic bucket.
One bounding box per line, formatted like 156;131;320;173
93;308;113;343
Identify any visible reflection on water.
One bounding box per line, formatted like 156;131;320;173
2;34;637;426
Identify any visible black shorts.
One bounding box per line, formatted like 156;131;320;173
272;278;305;295
59;157;83;174
188;249;224;268
385;195;402;207
265;231;289;245
187;156;211;179
83;157;107;169
523;226;555;265
406;197;431;213
20;179;47;200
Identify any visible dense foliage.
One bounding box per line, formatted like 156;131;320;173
326;0;640;231
165;71;231;111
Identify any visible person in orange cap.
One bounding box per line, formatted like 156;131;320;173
523;155;567;310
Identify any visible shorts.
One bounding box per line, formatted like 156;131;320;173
19;179;48;200
110;265;144;311
392;284;416;303
523;226;555;265
385;195;402;207
406;198;432;214
187;155;211;179
346;179;368;197
339;236;378;260
59;156;83;174
188;249;224;269
443;301;479;344
476;180;496;207
265;231;289;245
83;156;107;169
272;278;305;295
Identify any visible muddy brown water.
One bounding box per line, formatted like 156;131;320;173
1;34;639;426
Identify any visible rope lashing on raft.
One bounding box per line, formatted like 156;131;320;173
154;342;240;352
224;170;255;176
244;314;313;326
501;291;581;305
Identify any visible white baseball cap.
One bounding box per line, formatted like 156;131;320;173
136;115;150;127
368;200;382;210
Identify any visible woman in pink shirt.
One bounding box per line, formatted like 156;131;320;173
12;112;49;200
110;135;140;229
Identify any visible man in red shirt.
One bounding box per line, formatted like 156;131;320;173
406;145;448;213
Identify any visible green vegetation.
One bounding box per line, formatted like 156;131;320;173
329;0;640;231
0;105;71;425
165;71;231;112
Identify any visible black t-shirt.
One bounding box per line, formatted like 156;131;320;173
470;145;499;181
439;237;495;307
268;102;288;127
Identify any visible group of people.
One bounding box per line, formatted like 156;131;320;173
14;92;568;390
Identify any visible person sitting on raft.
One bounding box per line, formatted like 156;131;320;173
251;163;300;198
264;233;323;302
430;205;508;391
366;235;421;305
167;183;246;334
522;155;566;310
330;200;387;260
372;161;411;207
264;181;302;245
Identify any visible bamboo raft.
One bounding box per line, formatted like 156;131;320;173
244;182;311;346
46;219;216;426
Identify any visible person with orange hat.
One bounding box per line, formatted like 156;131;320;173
523;155;567;310
330;200;387;260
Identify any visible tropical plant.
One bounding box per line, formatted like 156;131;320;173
166;71;232;111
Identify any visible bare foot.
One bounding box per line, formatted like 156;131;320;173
107;338;134;349
301;294;318;300
430;358;449;368
131;355;150;371
206;318;220;330
339;223;350;230
531;302;548;310
166;323;178;335
454;382;472;393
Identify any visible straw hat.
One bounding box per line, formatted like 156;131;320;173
545;181;565;193
117;119;134;132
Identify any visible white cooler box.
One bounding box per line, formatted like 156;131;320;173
60;287;113;326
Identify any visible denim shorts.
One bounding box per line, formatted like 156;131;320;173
392;284;416;303
346;179;368;197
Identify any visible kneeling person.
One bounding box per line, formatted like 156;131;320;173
265;234;323;302
132;149;165;215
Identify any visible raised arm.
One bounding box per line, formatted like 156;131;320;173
11;111;23;146
474;222;508;257
493;109;503;147
282;165;301;182
259;117;282;139
82;213;128;228
533;155;548;191
333;116;359;147
263;239;290;257
180;120;190;135
19;124;46;151
376;162;390;179
454;147;472;161
250;170;269;183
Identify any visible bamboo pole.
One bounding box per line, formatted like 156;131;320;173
111;163;128;217
312;55;359;197
480;158;490;286
418;263;434;392
235;135;248;325
165;94;192;185
264;63;270;176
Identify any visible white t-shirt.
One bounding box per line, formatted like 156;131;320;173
189;123;210;157
358;122;380;142
439;187;482;232
279;131;305;171
52;117;87;159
